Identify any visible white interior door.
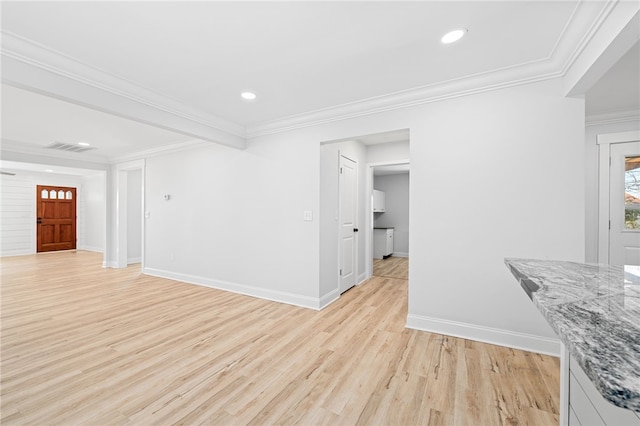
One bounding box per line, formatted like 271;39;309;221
610;141;640;265
339;155;357;293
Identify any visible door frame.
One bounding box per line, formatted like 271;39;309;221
36;185;77;252
365;159;410;279
115;159;145;269
596;130;640;263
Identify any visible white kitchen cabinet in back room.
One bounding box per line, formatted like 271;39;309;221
373;228;394;259
373;190;385;212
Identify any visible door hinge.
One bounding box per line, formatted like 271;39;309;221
340;269;342;276
609;220;611;230
340;167;343;174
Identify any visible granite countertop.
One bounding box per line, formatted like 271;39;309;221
505;259;640;413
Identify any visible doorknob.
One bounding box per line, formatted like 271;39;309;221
354;228;359;232
37;217;42;224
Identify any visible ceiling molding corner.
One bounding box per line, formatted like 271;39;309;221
585;109;640;126
108;139;212;164
1;30;248;147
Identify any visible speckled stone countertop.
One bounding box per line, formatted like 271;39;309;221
505;259;640;413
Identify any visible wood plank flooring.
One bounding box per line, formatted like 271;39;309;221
1;251;559;425
373;256;408;280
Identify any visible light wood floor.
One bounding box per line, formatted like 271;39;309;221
373;256;409;280
1;251;559;425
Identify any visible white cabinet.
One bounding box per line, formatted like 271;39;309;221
373;190;385;212
373;228;394;259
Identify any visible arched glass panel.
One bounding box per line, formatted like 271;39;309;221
41;189;49;199
50;190;57;199
65;191;73;200
58;190;64;199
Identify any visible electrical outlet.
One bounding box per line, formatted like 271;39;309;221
304;210;313;221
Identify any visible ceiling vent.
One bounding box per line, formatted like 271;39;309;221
46;142;96;153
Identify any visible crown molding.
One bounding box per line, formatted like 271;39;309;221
563;0;639;97
109;139;211;164
556;0;617;77
1;31;247;149
1;31;245;137
1;0;624;142
246;66;562;138
585;109;640;126
246;0;617;138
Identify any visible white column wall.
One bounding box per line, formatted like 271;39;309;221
406;79;584;354
126;169;142;263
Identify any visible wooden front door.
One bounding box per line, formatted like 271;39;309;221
37;185;77;252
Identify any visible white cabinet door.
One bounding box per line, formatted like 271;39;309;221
373;229;386;259
373;190;385;212
386;228;394;255
374;229;394;258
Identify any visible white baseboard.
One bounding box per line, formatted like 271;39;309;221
80;245;104;253
127;257;141;265
319;288;340;309
392;252;408;258
406;314;560;356
1;249;34;257
357;272;368;285
143;267;323;310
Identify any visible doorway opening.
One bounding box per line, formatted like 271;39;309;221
597;131;640;265
319;129;410;308
115;160;145;270
369;163;410;280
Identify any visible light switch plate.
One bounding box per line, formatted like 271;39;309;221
303;210;313;221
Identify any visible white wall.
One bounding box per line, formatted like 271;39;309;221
406;79;584;354
584;118;640;262
373;172;409;256
0;170;105;256
81;173;106;253
140;77;583;354
143;135;321;308
126;169;142;263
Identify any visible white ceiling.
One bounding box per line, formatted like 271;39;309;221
1;84;191;161
0;1;637;165
1;1;580;127
374;164;410;176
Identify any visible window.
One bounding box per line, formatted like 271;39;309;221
625;156;640;229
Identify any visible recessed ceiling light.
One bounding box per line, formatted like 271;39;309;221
45;169;54;173
77;142;90;146
441;29;467;44
241;91;257;101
